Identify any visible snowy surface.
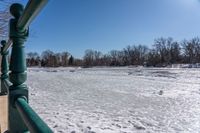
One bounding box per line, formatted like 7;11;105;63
26;67;200;133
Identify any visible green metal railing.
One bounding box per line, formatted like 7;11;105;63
0;0;53;132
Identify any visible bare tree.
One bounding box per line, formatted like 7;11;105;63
61;51;69;66
83;49;95;66
27;52;40;66
41;50;54;67
182;37;200;63
0;0;14;39
170;41;181;63
153;37;181;65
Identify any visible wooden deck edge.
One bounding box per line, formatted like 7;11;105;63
0;95;8;133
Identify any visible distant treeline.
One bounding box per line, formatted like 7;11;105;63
27;37;200;67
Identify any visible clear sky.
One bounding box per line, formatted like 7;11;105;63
6;0;200;57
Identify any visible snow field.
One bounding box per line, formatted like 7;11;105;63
26;67;200;133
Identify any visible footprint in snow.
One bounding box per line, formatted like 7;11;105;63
70;70;75;72
134;124;146;130
128;72;133;75
158;90;164;95
128;120;146;130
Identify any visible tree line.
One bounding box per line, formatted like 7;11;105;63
27;37;200;67
27;50;78;67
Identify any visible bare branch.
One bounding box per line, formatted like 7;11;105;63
0;0;21;40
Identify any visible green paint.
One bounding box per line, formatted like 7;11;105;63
1;40;9;95
8;3;29;132
0;1;51;132
15;97;53;133
3;1;52;132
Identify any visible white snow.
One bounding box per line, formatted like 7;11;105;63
26;67;200;133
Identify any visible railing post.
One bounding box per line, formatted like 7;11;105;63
1;40;9;94
0;40;9;133
8;3;29;132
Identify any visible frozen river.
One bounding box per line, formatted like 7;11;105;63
26;67;200;133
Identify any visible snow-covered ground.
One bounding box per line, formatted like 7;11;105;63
26;67;200;133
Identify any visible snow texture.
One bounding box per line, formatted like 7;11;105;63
26;67;200;133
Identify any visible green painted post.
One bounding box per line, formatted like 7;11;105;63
8;3;29;132
1;40;9;95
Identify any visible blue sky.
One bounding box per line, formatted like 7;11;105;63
7;0;200;57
